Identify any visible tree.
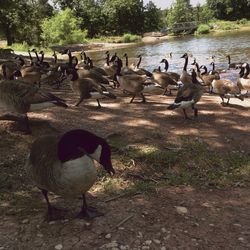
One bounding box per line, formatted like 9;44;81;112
41;8;87;45
166;0;194;26
144;1;162;32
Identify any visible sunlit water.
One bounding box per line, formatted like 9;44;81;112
89;29;250;82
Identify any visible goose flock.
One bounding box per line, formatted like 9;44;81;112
0;48;249;221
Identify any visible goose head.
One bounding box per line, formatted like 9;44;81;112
39;51;44;55
181;53;188;59
57;129;115;175
160;59;167;63
31;48;37;53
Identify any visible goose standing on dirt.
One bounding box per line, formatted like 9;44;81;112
211;78;244;105
115;57;161;103
168;69;203;119
65;68;116;108
0;80;67;133
26;129;115;221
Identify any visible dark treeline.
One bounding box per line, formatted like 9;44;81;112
0;0;249;46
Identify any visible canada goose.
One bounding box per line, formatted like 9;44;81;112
39;51;50;68
86;57;108;76
31;48;41;63
25;129;115;221
61;49;78;69
168;69;203;119
134;55;152;77
152;68;178;95
102;51;117;77
237;63;250;94
180;53;192;84
121;53;137;75
115;57;161;103
12;70;42;87
0;80;67;133
211;78;244;105
66;68;116;108
199;64;220;92
226;55;242;69
160;58;180;81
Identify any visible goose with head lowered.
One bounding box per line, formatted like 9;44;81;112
0;79;67;133
115;57;162;103
168;69;203;119
25;129;115;221
65;68;116;108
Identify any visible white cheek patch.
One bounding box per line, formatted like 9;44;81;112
89;145;102;163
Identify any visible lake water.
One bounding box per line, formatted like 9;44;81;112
89;29;250;82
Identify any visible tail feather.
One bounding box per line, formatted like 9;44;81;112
167;103;180;110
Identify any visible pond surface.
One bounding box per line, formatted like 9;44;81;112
89;28;250;82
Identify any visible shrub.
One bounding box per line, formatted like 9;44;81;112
239;18;248;24
41;8;88;45
197;24;210;34
122;34;141;43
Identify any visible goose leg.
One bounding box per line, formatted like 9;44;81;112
163;88;168;95
130;95;136;103
183;109;190;119
141;93;146;103
220;95;225;104
96;99;101;109
76;194;104;219
226;98;230;105
41;189;65;221
75;96;84;106
192;104;198;117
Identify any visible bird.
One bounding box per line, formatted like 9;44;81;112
114;57;161;103
25;129;115;221
133;55;152;77
65;68;116;108
211;78;244;105
0;79;67;133
168;69;203;119
226;55;242;69
160;58;180;81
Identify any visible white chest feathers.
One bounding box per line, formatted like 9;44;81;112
56;155;97;196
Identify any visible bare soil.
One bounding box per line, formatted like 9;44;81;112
0;84;250;250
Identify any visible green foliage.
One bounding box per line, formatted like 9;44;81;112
41;8;87;45
210;20;239;30
237;18;248;24
122;34;141;43
4;42;53;53
197;24;211;34
166;0;194;27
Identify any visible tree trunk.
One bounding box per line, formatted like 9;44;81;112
5;26;13;46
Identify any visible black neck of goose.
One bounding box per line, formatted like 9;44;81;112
243;64;250;79
183;56;188;71
125;55;128;67
106;53;110;66
211;62;215;71
116;60;122;76
83;52;87;61
2;64;7;79
227;56;231;65
192;70;199;84
88;57;93;68
201;66;207;75
40;53;44;62
68;51;72;63
239;67;244;78
34;51;39;62
28;51;32;62
195;63;200;73
53;53;57;63
137;56;142;68
164;60;169;71
72;56;78;68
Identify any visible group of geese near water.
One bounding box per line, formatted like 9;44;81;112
0;48;249;221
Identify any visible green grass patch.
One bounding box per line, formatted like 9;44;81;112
121;33;141;43
197;24;211;34
4;42;53;53
210;20;240;31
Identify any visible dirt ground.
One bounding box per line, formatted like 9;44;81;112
0;83;250;250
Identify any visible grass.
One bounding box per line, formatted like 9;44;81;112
196;24;211;34
88;34;142;44
3;42;53;53
209;20;240;31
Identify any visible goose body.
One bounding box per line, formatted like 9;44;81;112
0;80;67;132
168;70;203;119
160;58;180;81
237;63;250;93
26;129;115;220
